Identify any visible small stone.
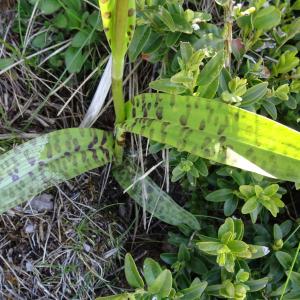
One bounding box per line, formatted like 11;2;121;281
26;261;33;272
24;223;35;234
29;194;54;212
83;243;91;253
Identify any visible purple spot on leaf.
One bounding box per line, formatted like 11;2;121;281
28;158;36;166
12;174;20;182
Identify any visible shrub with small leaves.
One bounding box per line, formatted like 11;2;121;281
237;184;285;223
197;218;269;273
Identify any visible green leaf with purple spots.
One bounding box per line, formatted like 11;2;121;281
99;0;136;58
122;93;300;183
112;164;200;230
0;128;114;213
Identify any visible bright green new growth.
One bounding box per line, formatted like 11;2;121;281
122;93;300;183
0;129;114;213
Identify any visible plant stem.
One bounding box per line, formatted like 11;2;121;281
111;0;130;162
111;0;129;124
112;72;125;124
224;0;233;69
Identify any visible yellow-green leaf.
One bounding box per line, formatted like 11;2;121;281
148;269;173;297
122;93;300;183
253;6;281;31
99;0;136;56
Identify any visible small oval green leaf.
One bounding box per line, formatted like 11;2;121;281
148;269;172;297
150;79;187;94
125;253;144;289
253;6;281;31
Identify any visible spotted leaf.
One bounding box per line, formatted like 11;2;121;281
112;164;200;230
0;128;114;213
99;0;136;55
122;93;300;183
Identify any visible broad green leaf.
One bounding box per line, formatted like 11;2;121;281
292;0;300;10
273;223;283;240
275;51;299;74
190;258;208;275
167;3;192;34
275;84;290;101
180;281;208;300
53;13;68;29
262;100;277;120
32;32;48;48
128;25;151;62
0;129;114;213
112;164;200;230
148;270;172;297
275;251;293;269
227;240;249;254
264;184;279;196
88;11;103;31
160;253;177;265
218;218;234;239
149;79;187;94
71;30;92;48
242;82;268;105
166;31;181;47
241;197;258;214
194;158;208;177
236;15;251;31
247;277;269;292
239;185;254;198
197;51;224;87
66;0;81;11
283;291;300;300
171;71;193;84
197;241;222;254
180;42;194;64
65;8;81;29
224;197;238;216
122;93;300;183
0;58;14;70
233;219;244;240
289;271;300;286
125;253;144;288
280;220;293;238
178;244;190;261
198;76;219;99
143;258;162;286
65;47;86;73
205;188;233;203
158;6;176;32
253;6;281;31
40;0;61;14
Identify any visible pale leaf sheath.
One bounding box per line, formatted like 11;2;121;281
122;93;300;183
0;128;114;213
